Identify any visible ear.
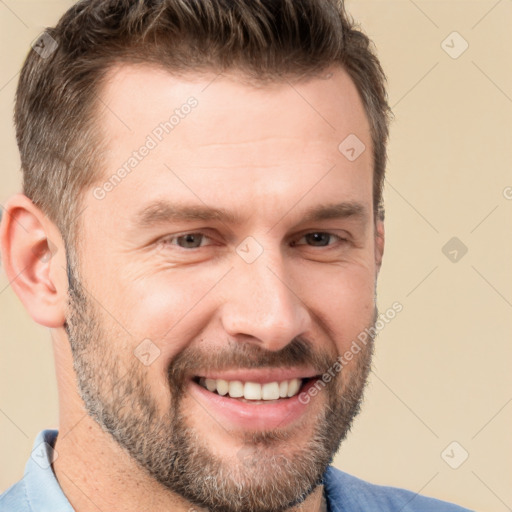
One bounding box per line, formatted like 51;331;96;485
374;218;385;273
0;194;68;327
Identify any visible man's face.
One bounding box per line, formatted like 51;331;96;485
65;64;382;512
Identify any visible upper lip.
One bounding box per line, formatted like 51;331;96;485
193;367;319;384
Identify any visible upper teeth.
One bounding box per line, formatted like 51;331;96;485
199;378;303;400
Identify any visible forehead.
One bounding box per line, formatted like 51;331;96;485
88;63;373;229
97;62;370;155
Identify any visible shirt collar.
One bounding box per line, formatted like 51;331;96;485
23;429;73;512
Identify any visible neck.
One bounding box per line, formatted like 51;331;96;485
53;417;326;512
53;415;190;511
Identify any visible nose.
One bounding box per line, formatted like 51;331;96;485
219;247;311;352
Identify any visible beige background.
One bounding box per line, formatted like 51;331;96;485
1;1;511;511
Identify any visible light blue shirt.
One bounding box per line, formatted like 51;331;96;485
1;430;474;511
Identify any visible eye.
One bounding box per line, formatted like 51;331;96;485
161;232;213;249
292;232;347;248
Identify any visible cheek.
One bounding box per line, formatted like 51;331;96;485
114;269;224;357
300;264;375;350
107;275;217;407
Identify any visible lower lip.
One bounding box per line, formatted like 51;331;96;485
188;379;320;431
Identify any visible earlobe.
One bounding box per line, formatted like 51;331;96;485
0;194;68;328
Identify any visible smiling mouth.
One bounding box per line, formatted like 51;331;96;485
193;376;317;402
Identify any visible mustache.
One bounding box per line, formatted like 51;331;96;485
167;337;338;389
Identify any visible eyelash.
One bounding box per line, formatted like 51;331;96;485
159;231;348;250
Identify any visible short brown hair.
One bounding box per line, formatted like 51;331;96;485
15;0;391;250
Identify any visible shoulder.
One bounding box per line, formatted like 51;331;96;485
0;480;30;512
324;466;475;512
1;429;72;512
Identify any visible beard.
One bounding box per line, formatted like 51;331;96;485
64;262;375;512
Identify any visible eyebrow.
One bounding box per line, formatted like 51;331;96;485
133;199;369;229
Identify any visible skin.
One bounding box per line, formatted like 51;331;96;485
0;64;384;512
